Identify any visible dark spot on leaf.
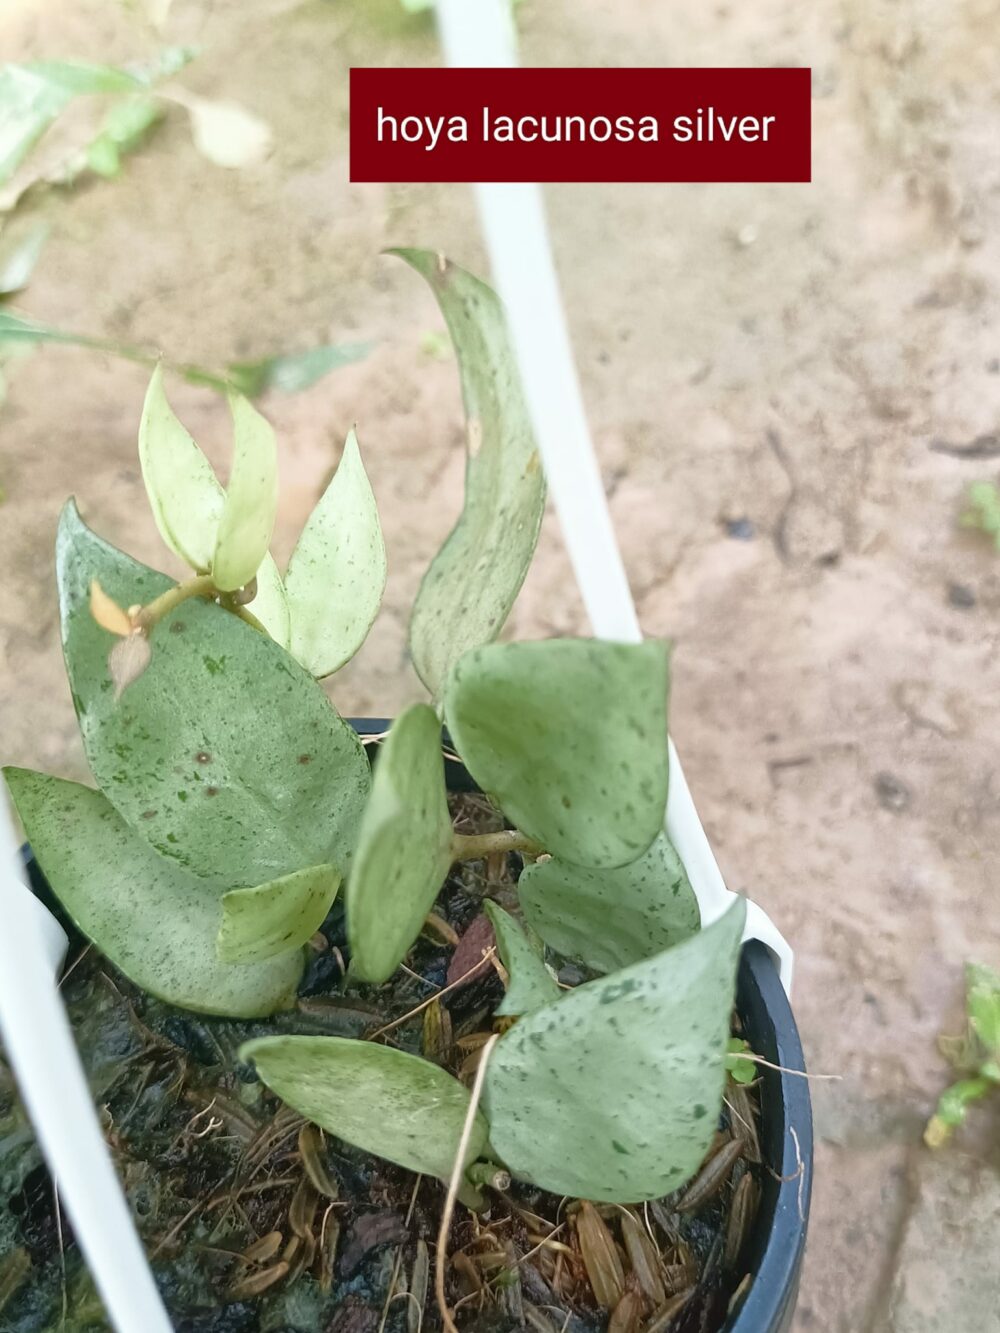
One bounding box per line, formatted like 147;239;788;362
141;809;157;820
169;620;186;634
195;752;211;764
206;786;220;797
693;1103;707;1119
298;754;312;765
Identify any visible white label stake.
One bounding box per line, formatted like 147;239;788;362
435;0;793;990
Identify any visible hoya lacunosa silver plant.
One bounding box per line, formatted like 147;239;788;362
5;249;745;1207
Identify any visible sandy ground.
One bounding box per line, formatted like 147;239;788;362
3;1;1000;1329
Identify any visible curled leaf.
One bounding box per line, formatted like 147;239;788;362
89;578;132;636
394;249;545;698
218;863;341;963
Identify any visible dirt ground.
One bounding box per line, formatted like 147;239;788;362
2;1;1000;1329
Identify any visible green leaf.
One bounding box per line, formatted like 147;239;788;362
219;863;340;964
211;391;278;592
0;221;48;297
445;639;670;869
139;362;224;573
482;901;560;1017
227;343;372;396
394;249;545;697
0;62;141;185
725;1038;757;1085
240;1036;488;1187
484;899;746;1203
5;769;302;1017
284;429;386;678
86;94;162;179
137;366;290;645
346;704;453;983
966;962;1000;1053
57;500;370;888
518;832;699;973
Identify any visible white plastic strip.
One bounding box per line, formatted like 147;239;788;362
0;803;174;1333
435;0;793;990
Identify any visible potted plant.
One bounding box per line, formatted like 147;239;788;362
1;250;811;1333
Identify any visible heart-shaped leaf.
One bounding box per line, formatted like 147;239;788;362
211;391;278;592
57;501;370;888
219;863;341;964
483;901;560;1017
138;365;289;645
518;832;699;973
445;638;670;869
483;898;746;1202
346;703;453;983
284;429;387;678
393;249;545;698
240;1036;488;1187
5;769;302;1017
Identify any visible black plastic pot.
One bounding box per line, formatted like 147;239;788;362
355;718;813;1333
19;718;811;1333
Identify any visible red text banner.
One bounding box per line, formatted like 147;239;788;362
350;67;811;184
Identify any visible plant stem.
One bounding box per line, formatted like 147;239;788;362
134;574;217;631
451;829;543;861
465;1161;511;1192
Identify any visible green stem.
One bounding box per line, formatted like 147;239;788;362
465;1161;511;1193
452;829;543;862
134;574;216;630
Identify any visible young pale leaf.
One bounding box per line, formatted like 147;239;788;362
240;1036;489;1185
57;501;369;888
346;703;453;983
284;430;387;678
394;249;545;697
519;832;699;973
219;863;341;964
484;898;746;1203
211;391;278;592
180;94;272;169
483;901;560;1017
5;769;302;1017
139;361;224;573
138;366;290;645
445;638;670;868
